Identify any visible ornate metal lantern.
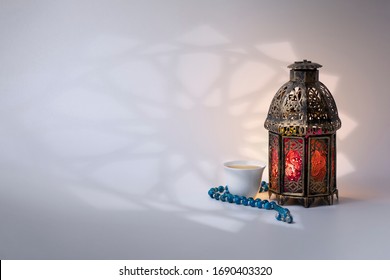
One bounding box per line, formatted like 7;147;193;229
264;60;341;207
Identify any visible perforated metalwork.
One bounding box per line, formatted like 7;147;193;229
264;62;341;137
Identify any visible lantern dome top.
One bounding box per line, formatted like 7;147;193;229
264;60;341;136
288;59;322;70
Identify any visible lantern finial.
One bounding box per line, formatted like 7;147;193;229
288;59;322;70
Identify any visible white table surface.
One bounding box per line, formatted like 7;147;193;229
1;174;389;259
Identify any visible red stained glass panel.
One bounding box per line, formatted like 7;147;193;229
269;133;279;191
285;150;302;182
309;138;329;194
283;138;304;193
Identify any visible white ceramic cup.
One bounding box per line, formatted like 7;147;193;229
223;160;266;197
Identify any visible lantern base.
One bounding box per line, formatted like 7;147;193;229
268;189;338;208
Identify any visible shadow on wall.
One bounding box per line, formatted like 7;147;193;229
15;25;357;232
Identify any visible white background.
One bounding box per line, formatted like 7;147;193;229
0;0;389;259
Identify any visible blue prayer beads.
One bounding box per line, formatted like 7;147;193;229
207;182;293;224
